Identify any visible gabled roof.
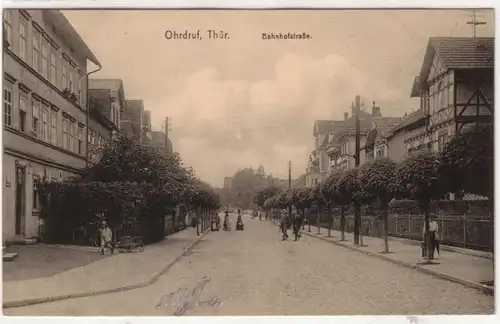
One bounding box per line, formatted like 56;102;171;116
373;117;404;137
389;110;426;136
412;37;494;96
47;10;101;66
313;120;342;136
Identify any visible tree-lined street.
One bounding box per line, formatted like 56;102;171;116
5;214;494;316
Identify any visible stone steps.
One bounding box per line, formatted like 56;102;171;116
3;253;18;262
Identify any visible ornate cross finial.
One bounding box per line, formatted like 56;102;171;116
466;9;487;38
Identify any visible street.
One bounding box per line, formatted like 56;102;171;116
5;214;494;316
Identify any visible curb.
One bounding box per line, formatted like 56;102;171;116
3;229;210;309
302;231;494;296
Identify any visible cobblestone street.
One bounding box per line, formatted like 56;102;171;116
5;215;494;316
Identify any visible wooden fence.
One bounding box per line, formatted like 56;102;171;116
324;214;493;252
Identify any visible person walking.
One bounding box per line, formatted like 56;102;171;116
280;209;290;241
292;210;303;241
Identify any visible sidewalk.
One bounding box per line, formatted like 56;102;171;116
3;227;208;308
298;226;494;295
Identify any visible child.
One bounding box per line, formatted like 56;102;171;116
99;221;114;255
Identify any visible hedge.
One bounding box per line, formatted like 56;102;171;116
387;199;491;217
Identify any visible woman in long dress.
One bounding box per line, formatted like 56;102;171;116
223;211;231;231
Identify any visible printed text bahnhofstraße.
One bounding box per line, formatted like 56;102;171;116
262;32;312;40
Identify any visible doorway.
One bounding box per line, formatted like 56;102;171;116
15;164;26;235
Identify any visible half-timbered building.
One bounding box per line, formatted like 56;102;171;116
409;37;494;154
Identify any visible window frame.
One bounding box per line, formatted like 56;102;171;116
19;17;28;61
32;99;41;138
32;28;41;72
3;83;13;127
3;10;13;48
42;105;49;142
50;108;57;145
50;50;57;85
62;116;69;150
41;38;49;79
19;92;28;132
78;125;84;155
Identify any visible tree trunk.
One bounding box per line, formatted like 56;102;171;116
353;201;361;246
382;203;389;253
340;205;346;241
327;204;332;237
316;204;321;235
307;207;311;232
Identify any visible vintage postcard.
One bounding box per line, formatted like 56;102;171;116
1;8;495;317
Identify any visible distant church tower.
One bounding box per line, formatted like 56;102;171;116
256;164;265;177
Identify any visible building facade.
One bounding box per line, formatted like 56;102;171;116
88;78;126;131
121;99;150;145
408;37;494;155
364;112;404;162
305;120;342;187
385;110;427;162
327;106;377;173
2;9;100;240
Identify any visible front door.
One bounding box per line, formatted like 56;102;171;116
15;165;26;235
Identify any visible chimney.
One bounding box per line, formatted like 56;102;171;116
371;101;382;117
344;112;348;121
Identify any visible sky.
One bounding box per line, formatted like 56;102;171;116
63;9;494;187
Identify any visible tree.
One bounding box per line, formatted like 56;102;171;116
252;186;281;210
231;168;258;209
309;185;327;234
322;172;342;237
398;151;442;262
336;170;357;242
359;159;399;253
438;124;493;203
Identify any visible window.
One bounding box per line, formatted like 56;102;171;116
68;70;74;92
62;117;69;149
32;100;41;138
77;76;83;106
19;94;28;132
3;85;13;126
69;121;75;152
33;177;40;211
50;51;57;85
19;18;27;61
437;82;444;109
41;39;49;79
78;125;84;155
32;29;41;71
42;107;49;142
50;109;57;145
62;63;68;90
3;10;12;48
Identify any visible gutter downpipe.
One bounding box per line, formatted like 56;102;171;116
85;64;103;168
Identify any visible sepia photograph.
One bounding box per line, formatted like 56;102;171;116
1;7;495;317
